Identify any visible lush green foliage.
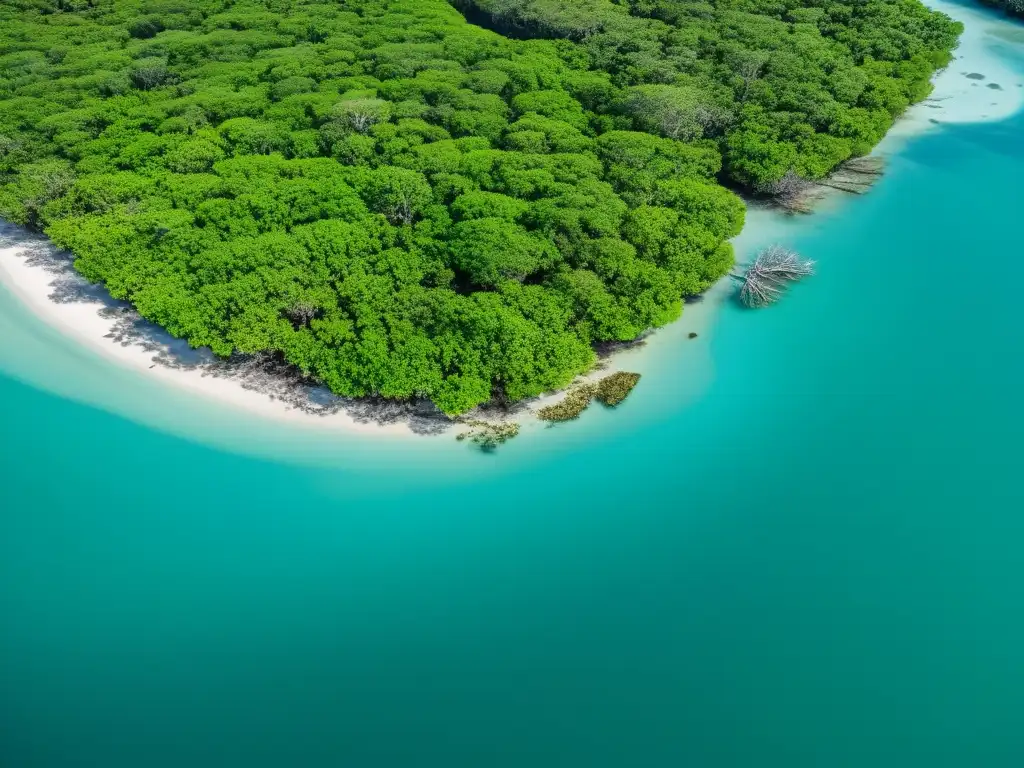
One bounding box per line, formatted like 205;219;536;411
0;0;959;413
460;0;962;183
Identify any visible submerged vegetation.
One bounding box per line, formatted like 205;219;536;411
594;371;642;406
456;418;520;448
537;383;601;422
0;0;960;414
537;371;641;420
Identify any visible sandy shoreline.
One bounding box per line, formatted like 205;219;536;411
0;223;676;437
0;0;1019;438
880;0;1023;146
0;225;431;437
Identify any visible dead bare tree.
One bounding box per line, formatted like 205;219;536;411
387;193;415;226
760;169;820;213
692;103;734;138
737;56;767;103
0;133;18;157
283;301;319;329
761;156;885;213
625;86;708;141
332;98;391;134
734;245;815;308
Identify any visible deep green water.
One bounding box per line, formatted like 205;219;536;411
4;26;1024;768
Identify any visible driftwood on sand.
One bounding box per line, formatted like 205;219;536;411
734;245;815;308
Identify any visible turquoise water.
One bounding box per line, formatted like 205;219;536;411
3;30;1024;768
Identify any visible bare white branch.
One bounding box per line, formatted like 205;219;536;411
738;245;815;308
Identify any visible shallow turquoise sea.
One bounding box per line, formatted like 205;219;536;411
3;24;1024;768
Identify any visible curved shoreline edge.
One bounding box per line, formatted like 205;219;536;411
0;225;432;437
0;0;1020;440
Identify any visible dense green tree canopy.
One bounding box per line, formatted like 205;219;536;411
0;0;960;413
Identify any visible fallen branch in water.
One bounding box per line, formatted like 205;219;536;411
734;245;815;308
763;157;886;212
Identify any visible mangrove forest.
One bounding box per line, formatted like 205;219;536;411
0;0;961;413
